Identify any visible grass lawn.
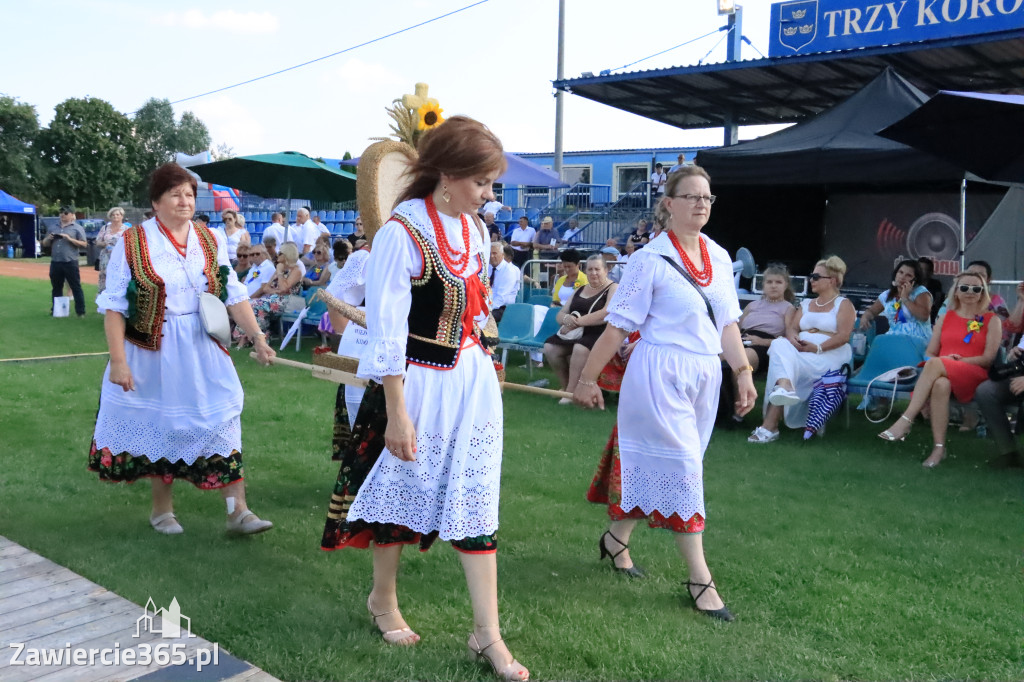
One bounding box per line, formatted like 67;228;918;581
1;274;1021;681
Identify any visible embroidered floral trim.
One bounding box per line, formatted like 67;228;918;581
123;226;166;351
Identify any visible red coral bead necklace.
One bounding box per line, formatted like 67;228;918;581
425;194;470;274
668;229;712;286
155;216;189;258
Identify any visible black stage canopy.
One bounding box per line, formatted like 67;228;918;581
553;30;1024;130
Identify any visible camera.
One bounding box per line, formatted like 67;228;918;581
989;355;1024;382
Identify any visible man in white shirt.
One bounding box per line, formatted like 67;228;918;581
292;207;318;261
560;218;583;245
262;212;287;246
241;244;276;297
669;153;688;174
311;214;331;236
481;200;509;218
650;163;667;201
508;216;536;268
488;241;520;322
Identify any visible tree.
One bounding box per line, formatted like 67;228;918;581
37;97;138;209
130;98;211;200
0;96;42;200
212;142;235;161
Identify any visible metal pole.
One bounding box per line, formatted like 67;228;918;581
553;0;566;180
959;177;967;270
723;6;743;146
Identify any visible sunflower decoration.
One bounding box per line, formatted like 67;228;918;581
374;82;446;147
963;315;984;343
417;101;445;130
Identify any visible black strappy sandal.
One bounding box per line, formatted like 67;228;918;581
685;580;735;622
598;531;646;579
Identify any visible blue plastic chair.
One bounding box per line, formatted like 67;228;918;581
528;290;555;307
343;210;356;221
326;210;337;222
501;306;561;376
511;208;526;220
846;333;928;423
496;209;513;222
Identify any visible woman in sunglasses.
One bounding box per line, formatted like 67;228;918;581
878;271;1002;467
749;256;855;443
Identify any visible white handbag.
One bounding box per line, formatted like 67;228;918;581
199;291;231;346
863;366;918;423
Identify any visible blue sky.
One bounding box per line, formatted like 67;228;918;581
2;1;781;159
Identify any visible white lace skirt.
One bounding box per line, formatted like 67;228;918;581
617;341;721;521
347;342;503;540
93;313;244;464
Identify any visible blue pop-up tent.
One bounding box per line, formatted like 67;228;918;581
0;189;38;257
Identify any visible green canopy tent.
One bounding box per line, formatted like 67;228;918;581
190;151;357;207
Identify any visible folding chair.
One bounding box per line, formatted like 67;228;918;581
845;333;928;425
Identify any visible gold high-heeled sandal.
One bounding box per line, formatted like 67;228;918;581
367;599;419;646
468;630;529;681
878;415;913;442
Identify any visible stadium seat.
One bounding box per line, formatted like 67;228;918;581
326;210;337;222
317;210;327;220
511;208;526;220
343;210;355;221
496;209;513;222
342;222;355;235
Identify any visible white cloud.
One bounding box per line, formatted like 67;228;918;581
152;9;279;35
184;96;266;154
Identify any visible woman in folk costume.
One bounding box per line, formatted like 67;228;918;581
89;163;275;535
575;166;756;622
321;118;529;681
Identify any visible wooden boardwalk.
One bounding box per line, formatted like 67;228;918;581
0;536;280;682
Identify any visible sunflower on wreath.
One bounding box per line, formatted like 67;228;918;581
376;82;445;147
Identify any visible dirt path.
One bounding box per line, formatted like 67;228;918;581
0;259;99;285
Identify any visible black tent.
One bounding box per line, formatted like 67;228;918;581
695;68;964;186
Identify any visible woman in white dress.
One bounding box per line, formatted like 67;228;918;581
89;163;275;536
575;167;757;622
220;209;250;265
320;117;529;681
748;256;855;443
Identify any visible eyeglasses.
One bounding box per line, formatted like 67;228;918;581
958;284;984;294
808;273;832;282
671;194;716;205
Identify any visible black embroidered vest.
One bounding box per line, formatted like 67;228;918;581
390;214;490;369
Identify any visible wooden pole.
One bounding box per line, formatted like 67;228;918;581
253;353;574;399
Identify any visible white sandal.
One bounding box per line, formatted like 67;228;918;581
150;512;183;535
747;426;779;444
225;510;273;535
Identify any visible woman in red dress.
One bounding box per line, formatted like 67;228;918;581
878;271;1002;467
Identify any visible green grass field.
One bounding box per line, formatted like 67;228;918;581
1;274;1021;681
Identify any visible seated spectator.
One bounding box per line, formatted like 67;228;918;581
234;242;303;347
739;265;797;374
561;218;583;245
963;260;1021;347
302;244;332;290
550;248;588;306
748;256;856;443
721;265;795;426
858;259;933;341
626;219;651;245
329;240;352;280
234;244;251;280
483;211;502;239
919;256;945;323
488;241;520;322
241;245;275;297
347;216;366;249
509;216;536;267
280;241;307;277
533;216;559;255
877;271;1002;467
543;255;616;403
975;338;1024;469
599;246;623;283
262;236;279;264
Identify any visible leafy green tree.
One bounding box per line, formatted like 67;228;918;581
37;97;138;209
0;95;42;200
130;98;211;201
212;142;235;161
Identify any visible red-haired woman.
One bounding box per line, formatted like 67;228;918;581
321;117;529;681
90;163;275;536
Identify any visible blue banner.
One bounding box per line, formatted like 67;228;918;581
769;0;1024;56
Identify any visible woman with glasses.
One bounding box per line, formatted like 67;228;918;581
748;256;855;444
301;244;331;290
878;271;1001;467
574;166;755;622
220;210;251;266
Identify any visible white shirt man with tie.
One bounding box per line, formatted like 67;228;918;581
488;241;520;323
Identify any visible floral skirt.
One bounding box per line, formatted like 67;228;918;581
233;295;283;342
587;425;705;534
321;381;497;554
88;441;244;489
